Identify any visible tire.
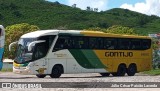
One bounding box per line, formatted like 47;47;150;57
50;65;62;78
36;74;46;78
112;73;118;76
127;64;137;76
112;65;126;76
100;73;110;77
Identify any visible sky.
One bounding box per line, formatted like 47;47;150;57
46;0;160;16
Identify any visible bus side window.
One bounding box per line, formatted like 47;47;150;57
54;38;65;50
53;36;71;51
142;39;151;49
89;37;97;49
118;39;131;50
68;36;75;49
104;38;116;50
131;39;141;50
74;37;88;49
97;38;103;49
34;43;46;59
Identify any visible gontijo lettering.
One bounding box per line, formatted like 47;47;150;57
105;52;133;57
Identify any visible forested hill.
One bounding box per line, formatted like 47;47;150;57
0;0;160;35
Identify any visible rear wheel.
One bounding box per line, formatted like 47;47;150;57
100;73;110;77
112;64;126;76
127;64;137;76
50;65;63;78
36;74;46;78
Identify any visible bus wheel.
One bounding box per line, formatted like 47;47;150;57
127;64;137;76
111;73;117;76
113;65;126;76
50;65;62;78
36;74;46;78
100;73;110;77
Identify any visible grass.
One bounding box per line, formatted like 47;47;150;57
0;68;13;72
143;69;160;75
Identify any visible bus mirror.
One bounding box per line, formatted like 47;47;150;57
28;40;46;51
9;41;18;51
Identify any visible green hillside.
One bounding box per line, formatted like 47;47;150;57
0;0;160;35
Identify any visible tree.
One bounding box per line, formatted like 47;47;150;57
94;8;98;12
54;1;60;5
72;4;76;8
12;11;22;17
4;23;39;59
86;6;91;11
85;27;105;32
98;22;109;28
104;25;136;35
0;13;4;20
152;38;160;69
85;25;137;35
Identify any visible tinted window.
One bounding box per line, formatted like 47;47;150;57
141;39;151;49
52;35;151;51
104;38;117;50
33;35;55;60
97;38;104;49
118;39;131;50
75;37;88;49
131;39;141;50
89;37;97;49
53;36;71;51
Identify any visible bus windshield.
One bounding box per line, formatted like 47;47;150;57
15;38;37;63
15;35;56;64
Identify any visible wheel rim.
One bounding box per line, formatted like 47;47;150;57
127;65;137;76
130;67;135;73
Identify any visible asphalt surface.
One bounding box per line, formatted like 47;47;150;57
0;72;160;91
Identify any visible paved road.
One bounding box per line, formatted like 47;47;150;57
0;72;160;91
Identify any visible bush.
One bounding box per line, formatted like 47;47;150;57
104;25;136;35
85;25;137;35
4;23;39;59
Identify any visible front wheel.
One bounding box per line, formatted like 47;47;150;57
50;65;62;78
36;74;46;78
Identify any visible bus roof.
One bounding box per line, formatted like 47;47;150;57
80;31;150;39
21;30;59;38
21;30;81;38
21;30;150;39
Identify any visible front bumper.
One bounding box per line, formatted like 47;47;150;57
13;67;32;75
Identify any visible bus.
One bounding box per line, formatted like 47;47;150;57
0;25;5;71
9;30;152;78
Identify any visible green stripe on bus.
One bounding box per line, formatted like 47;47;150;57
69;49;94;68
69;49;106;69
81;50;106;68
20;63;29;67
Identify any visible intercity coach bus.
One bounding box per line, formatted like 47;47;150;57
9;30;152;78
0;25;5;71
